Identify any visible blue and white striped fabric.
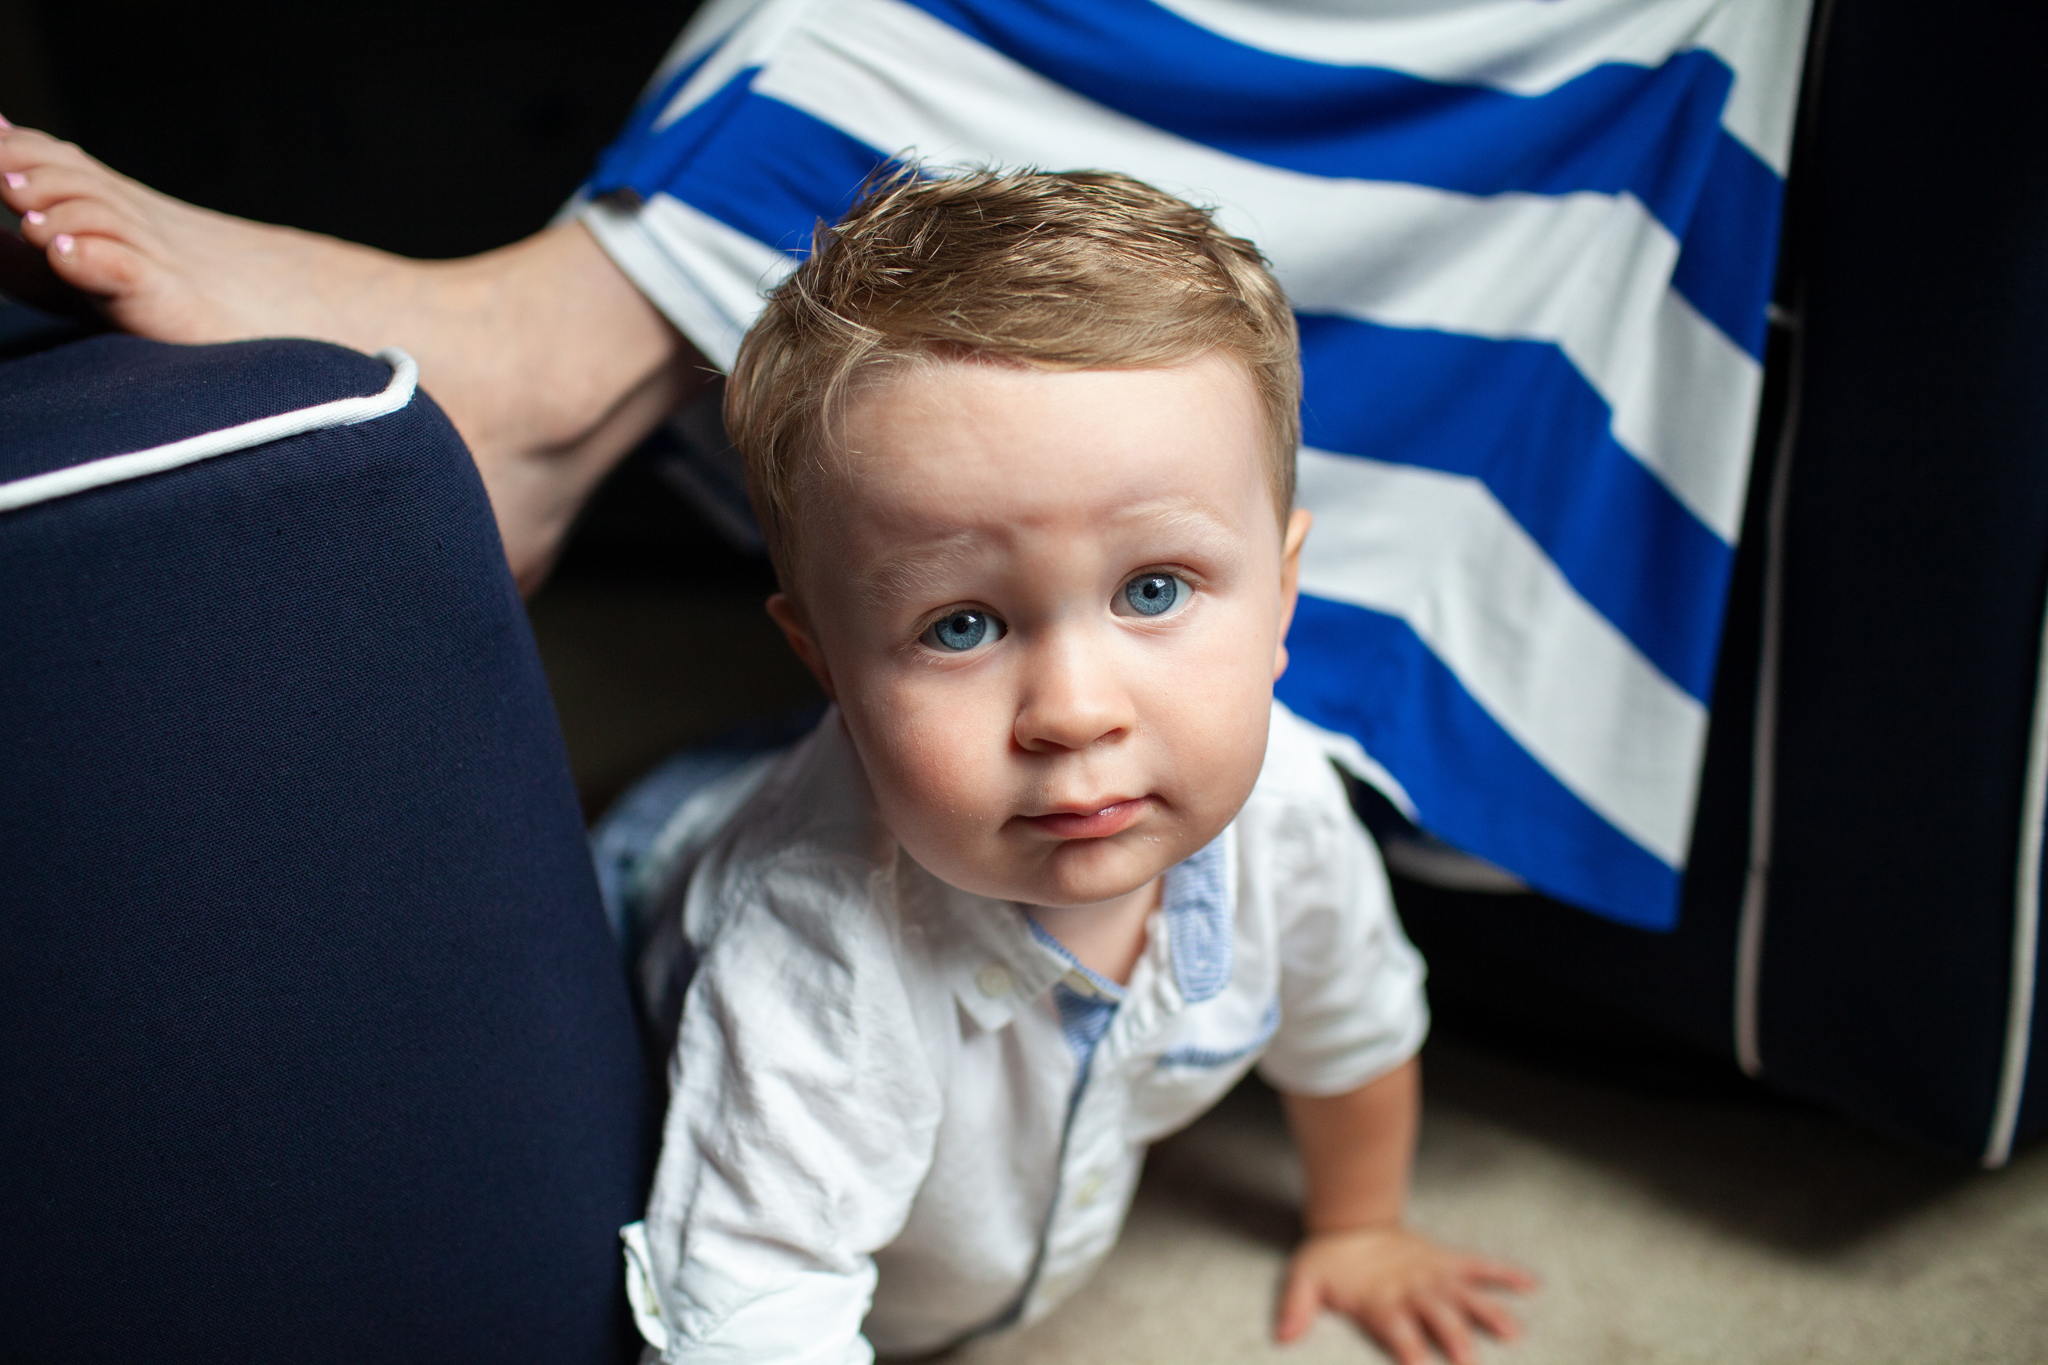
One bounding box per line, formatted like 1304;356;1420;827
578;0;1810;930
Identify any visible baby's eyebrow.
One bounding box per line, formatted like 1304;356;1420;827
1117;499;1239;545
853;499;1244;609
857;532;985;610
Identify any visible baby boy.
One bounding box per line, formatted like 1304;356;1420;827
619;168;1532;1365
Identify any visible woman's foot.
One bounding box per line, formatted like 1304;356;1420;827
0;118;706;589
0;122;402;346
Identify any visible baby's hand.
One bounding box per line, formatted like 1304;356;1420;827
1275;1224;1535;1365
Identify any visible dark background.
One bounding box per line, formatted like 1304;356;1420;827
0;0;702;258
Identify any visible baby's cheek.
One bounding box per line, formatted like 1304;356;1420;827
1155;650;1272;810
862;690;1009;840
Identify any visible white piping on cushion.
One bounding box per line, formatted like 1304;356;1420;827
0;347;418;515
1985;591;2048;1168
1733;390;1794;1080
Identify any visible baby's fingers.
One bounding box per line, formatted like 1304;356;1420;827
1455;1285;1524;1342
1419;1297;1478;1365
1359;1308;1435;1365
1459;1256;1539;1294
1274;1264;1324;1343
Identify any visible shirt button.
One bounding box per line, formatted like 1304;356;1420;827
1072;1172;1105;1207
976;964;1013;998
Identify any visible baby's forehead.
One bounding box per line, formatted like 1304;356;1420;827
782;352;1284;581
832;352;1273;475
799;450;1268;545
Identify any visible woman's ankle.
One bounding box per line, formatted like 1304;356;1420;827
424;223;709;588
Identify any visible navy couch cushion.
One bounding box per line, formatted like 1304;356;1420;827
0;336;650;1362
1760;0;2048;1162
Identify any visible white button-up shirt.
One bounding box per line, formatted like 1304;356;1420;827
623;701;1427;1363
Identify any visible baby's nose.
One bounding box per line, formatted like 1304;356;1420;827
1012;638;1135;753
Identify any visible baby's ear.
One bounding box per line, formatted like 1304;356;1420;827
766;593;837;701
1274;509;1313;682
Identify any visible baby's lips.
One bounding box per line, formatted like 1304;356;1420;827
1019;797;1150;840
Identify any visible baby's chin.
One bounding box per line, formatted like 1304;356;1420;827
925;823;1208;908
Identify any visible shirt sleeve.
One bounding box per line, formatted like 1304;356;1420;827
1256;778;1429;1098
637;853;944;1365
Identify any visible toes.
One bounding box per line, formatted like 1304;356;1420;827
0;131;141;233
41;228;147;300
15;194;137;253
0;162;135;218
0;126;161;314
2;163;151;298
0;126;104;176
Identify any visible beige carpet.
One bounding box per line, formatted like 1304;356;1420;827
943;1046;2048;1365
533;577;2048;1365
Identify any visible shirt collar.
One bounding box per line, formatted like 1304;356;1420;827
891;828;1236;1033
1020;832;1234;1006
1161;833;1233;1005
1026;919;1127;1003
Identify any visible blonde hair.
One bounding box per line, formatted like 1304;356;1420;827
725;166;1302;583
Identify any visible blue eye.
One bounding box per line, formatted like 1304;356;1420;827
922;608;1005;652
1119;573;1189;618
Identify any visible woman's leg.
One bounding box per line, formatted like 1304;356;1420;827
0;120;709;589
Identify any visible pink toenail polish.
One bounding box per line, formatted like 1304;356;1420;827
24;209;44;225
54;233;75;257
3;172;25;189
